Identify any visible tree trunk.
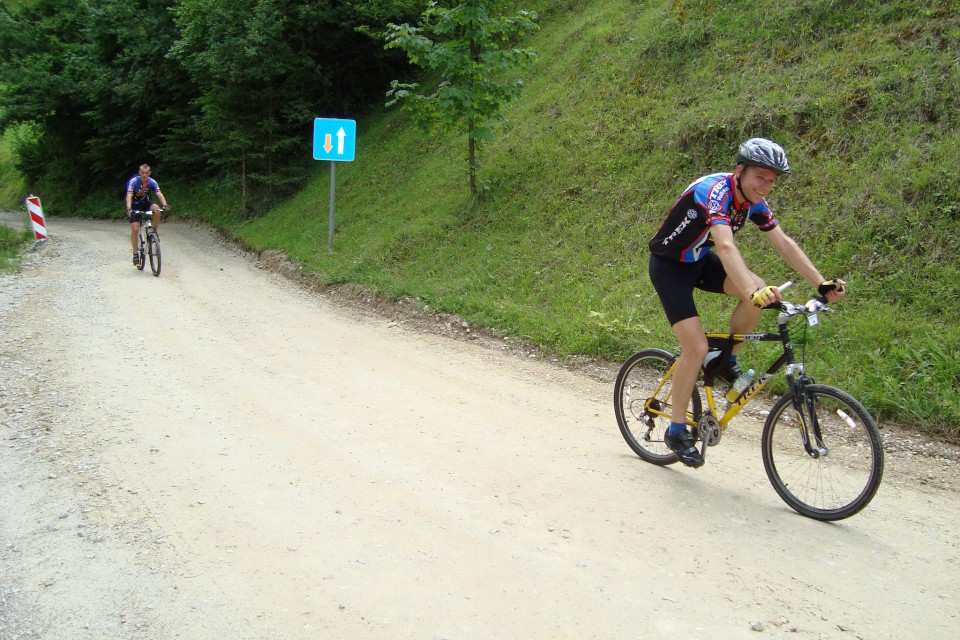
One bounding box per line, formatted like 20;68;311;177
468;34;481;198
241;152;248;217
468;121;476;197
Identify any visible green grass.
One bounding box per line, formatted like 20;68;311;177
0;223;33;273
0;126;28;210
6;0;960;437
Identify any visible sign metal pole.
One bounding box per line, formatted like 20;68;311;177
328;161;336;253
312;118;356;254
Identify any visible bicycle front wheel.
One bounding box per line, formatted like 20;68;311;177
614;348;702;466
147;233;161;276
762;384;883;521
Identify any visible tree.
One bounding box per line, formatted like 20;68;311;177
384;0;538;197
0;0;423;209
170;0;426;214
0;0;202;198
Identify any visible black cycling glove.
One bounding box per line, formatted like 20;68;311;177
818;279;845;296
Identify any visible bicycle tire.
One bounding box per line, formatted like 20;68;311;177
761;384;883;521
147;232;161;276
614;348;702;466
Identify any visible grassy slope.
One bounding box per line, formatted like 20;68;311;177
0;115;31;272
0;125;28;210
9;0;958;434
215;0;960;436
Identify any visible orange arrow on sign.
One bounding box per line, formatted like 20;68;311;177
323;134;333;153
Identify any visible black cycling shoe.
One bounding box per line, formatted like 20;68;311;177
665;428;705;468
718;362;742;385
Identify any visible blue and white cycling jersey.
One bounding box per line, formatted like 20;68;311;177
126;175;162;206
649;172;778;263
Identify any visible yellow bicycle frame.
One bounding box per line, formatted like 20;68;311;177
643;330;791;431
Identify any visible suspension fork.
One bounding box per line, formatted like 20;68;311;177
788;376;828;458
776;319;827;459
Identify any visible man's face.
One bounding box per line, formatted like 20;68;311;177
737;165;778;203
139;168;151;180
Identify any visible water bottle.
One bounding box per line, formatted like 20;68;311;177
725;368;755;402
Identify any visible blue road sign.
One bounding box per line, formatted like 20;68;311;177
313;118;356;162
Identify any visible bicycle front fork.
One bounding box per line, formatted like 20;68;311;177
791;380;828;458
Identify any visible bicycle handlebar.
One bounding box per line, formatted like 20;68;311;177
130;206;169;216
765;281;830;317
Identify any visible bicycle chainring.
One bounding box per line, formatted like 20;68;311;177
697;413;722;447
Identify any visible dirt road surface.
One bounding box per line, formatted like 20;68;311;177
1;216;958;640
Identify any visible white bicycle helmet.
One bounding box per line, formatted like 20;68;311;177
736;138;791;174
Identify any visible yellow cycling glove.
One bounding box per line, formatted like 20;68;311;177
751;286;778;308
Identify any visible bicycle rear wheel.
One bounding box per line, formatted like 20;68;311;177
147;232;161;276
762;384;883;521
614;348;702;465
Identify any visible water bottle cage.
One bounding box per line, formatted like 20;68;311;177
701;335;736;385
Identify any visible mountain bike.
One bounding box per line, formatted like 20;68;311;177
133;210;161;276
613;282;883;521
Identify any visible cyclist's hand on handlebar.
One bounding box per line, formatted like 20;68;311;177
751;285;781;308
818;278;847;302
162;204;170;211
126;208;132;215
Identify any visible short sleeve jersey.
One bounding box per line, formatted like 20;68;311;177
126;175;162;203
649;172;778;263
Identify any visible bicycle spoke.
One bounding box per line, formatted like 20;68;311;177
614;349;701;466
762;385;883;520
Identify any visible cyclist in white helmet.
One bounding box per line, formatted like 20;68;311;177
648;138;846;467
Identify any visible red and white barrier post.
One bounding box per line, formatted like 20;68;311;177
25;194;48;243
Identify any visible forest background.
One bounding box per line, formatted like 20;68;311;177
1;0;958;438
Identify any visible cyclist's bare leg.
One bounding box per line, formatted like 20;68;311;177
149;203;162;229
724;273;764;357
130;221;140;253
670;316;708;424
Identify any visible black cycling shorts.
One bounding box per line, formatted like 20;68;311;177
128;200;153;223
649;252;728;326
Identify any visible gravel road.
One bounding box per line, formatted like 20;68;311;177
1;216;958;640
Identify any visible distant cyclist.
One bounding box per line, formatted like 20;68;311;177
648;138;846;467
125;164;170;267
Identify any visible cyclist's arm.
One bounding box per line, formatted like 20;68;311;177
764;226;846;301
152;181;169;209
125;178;134;212
710;224;762;299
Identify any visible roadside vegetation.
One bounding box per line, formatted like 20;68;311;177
2;0;958;438
0;223;32;274
1;92;33;272
0;121;26;210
